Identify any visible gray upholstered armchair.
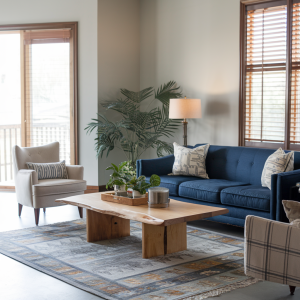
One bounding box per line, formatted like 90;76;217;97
12;142;87;225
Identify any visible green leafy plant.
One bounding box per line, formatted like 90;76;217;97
85;81;182;168
106;161;134;189
127;174;161;195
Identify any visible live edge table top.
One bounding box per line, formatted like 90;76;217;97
56;192;229;226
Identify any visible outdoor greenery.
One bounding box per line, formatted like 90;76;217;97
85;81;183;168
127;175;161;195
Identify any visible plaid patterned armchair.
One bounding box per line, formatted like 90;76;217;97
245;215;300;295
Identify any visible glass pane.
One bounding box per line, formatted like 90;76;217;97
0;33;21;183
28;43;71;164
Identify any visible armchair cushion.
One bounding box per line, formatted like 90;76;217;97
27;160;68;180
33;179;86;197
245;215;300;287
66;165;84;180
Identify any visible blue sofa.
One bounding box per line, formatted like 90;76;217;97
137;145;300;227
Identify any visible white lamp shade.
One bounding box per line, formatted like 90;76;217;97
169;98;202;119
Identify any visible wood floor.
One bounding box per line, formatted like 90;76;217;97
0;191;298;300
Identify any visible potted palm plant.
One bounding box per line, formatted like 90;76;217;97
85;81;183;169
127;175;161;198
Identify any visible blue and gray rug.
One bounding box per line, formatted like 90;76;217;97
0;220;258;300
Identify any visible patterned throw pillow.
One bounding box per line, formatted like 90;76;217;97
26;161;68;180
282;200;300;222
261;148;294;189
171;143;210;178
282;200;300;228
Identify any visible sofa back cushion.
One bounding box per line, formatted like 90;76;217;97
194;145;300;186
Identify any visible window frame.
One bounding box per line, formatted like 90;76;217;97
0;22;79;164
239;0;300;150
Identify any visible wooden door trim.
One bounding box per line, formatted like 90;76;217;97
0;22;79;165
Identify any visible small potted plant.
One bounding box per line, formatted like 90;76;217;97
127;174;161;198
106;161;133;195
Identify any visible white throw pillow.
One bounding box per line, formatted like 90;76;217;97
261;148;294;189
171;143;210;178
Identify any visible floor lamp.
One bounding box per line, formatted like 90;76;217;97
169;97;202;147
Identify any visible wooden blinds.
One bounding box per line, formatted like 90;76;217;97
245;4;287;144
23;29;71;44
241;0;300;150
291;3;300;145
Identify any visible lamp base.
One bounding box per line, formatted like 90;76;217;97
182;119;188;147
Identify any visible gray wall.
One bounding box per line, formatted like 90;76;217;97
98;0;140;184
140;0;240;148
0;0;241;185
0;0;99;185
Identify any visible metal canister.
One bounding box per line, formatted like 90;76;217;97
148;187;170;208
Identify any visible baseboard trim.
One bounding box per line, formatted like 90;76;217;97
84;186;100;194
84;185;111;194
0;186;15;192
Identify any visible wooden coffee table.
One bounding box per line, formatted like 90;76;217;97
56;192;228;259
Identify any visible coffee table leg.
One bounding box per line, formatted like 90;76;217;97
142;222;187;259
86;209;130;242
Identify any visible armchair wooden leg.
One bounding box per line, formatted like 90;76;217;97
18;204;23;217
34;208;40;226
289;286;296;295
78;207;83;218
43;208;46;213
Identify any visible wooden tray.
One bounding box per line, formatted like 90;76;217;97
101;191;148;206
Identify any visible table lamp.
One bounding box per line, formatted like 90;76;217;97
169;97;202;147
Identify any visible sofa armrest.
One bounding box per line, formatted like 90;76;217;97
66;165;84;180
136;155;175;177
15;169;38;207
276;169;300;222
244;215;300;286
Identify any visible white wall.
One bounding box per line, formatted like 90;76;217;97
140;0;240;148
0;0;99;185
98;0;140;185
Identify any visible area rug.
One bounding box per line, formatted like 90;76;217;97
0;220;259;300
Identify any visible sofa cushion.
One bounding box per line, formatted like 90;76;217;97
178;179;248;204
33;179;86;197
145;175;198;196
221;185;270;212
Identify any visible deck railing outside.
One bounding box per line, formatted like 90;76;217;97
0;123;70;183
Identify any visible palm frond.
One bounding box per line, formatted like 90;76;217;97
101;98;138;117
155;80;183;106
120;87;153;103
154;140;174;157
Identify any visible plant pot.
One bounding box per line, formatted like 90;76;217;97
133;190;145;198
114;184;127;196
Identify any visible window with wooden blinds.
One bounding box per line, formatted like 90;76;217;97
240;0;300;150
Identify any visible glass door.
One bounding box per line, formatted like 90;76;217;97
0;27;76;187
